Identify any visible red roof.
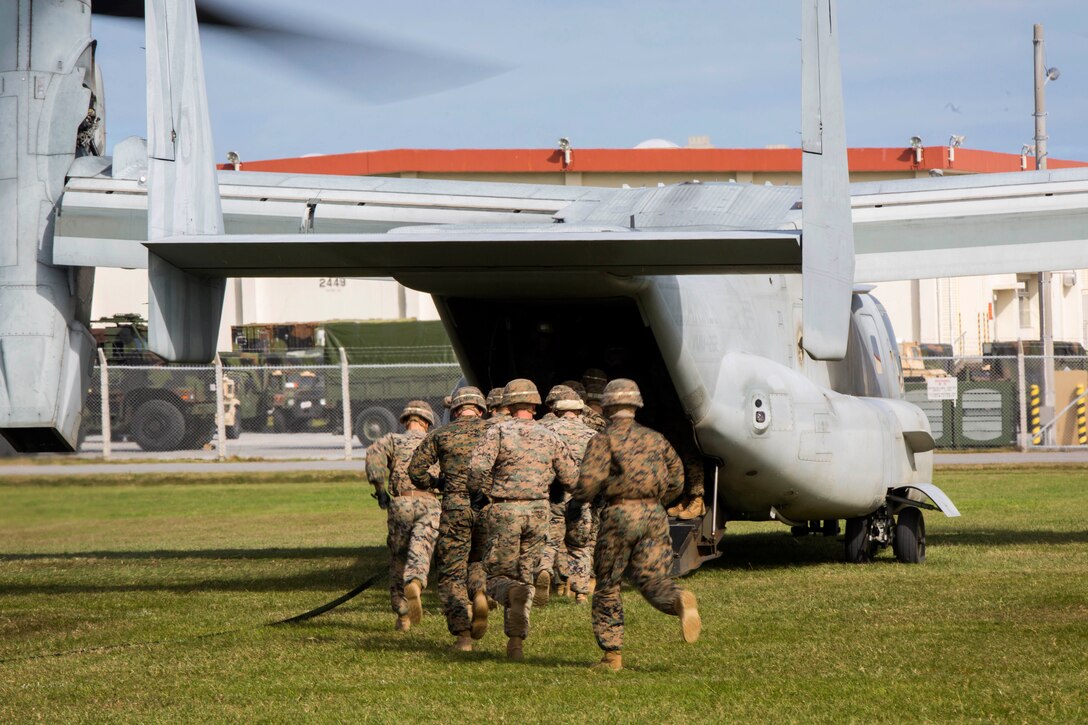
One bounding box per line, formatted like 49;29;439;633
223;147;1088;176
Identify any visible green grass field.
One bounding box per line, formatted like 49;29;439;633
1;466;1085;723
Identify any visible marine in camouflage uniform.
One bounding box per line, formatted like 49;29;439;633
468;379;578;660
663;425;708;520
366;400;440;632
573;378;701;672
581;375;610;434
408;387;491;651
485;387;509;425
537;385;597;605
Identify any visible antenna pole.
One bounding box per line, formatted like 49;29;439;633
1034;23;1055;443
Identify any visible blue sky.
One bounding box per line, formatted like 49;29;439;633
92;1;1088;163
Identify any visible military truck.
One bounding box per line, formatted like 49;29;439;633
84;315;240;451
230;319;462;443
898;342;952;382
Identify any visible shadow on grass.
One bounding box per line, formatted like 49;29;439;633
349;628;592;668
705;528;1088;572
0;546;365;561
0;547;388;595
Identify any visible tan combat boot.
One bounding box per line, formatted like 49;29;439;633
677;590;701;643
395;615;411;632
590;650;622;672
453;631;473;652
575;593;588;605
404;579;424;624
678;497;707;520
533;570;551;606
588;578;596;595
470;590;489;640
666;501;683;517
507;584;531;645
556;579;568;598
506;636;524;661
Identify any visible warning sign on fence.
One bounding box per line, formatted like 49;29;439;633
927;376;958;401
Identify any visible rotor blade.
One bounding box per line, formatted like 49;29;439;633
93;0;510;103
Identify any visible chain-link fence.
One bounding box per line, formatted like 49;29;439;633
77;360;464;460
903;354;1088;449
76;352;1088;458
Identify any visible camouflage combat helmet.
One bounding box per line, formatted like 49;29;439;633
581;368;608;389
486;387;506;410
560;380;587;400
400;399;436;426
546;384;584;411
601;378;644;409
449;386;487;412
503;378;542;405
583;381;605;403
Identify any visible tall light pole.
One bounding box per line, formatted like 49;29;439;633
1034;23;1059;443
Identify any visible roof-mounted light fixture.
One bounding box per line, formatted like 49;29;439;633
557;137;572;167
226;150;241;170
909;136;923;164
1021;144;1036;171
948;135;965;163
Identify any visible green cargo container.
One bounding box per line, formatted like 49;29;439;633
903;383;955;448
954;381;1017;447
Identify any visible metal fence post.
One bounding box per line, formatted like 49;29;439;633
1016;341;1029;450
340;347;352;460
214;355;226;460
98;348;111;460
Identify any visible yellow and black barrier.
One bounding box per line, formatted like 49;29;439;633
1031;383;1041;445
1077;383;1086;445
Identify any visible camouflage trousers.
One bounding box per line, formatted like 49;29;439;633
536;501;571;580
681;446;705;498
483;499;549;638
386;495;440;616
566;504;599;595
435;495;488;635
592;502;681;651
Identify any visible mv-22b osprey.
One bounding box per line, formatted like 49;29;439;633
5;0;1088;569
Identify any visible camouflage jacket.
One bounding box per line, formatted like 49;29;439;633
539;412;557;423
407;415;488;496
485;412;511;428
366;430;436;496
540;415;597;466
582;408;609;433
573;418;684;504
468;417;578;500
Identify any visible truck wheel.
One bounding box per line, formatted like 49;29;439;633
131;399;186;451
182;419;216;449
355;406;397;446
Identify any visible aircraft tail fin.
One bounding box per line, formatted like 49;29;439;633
144;0;225;362
800;0;854;360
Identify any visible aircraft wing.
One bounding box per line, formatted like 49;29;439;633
55;157;611;269
144;227;802;279
851;167;1088;282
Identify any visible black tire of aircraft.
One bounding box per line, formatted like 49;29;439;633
893;507;926;564
844;516;873;564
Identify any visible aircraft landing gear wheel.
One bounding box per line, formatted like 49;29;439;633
844;516;873;564
821;519;840;537
893;507;926;564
